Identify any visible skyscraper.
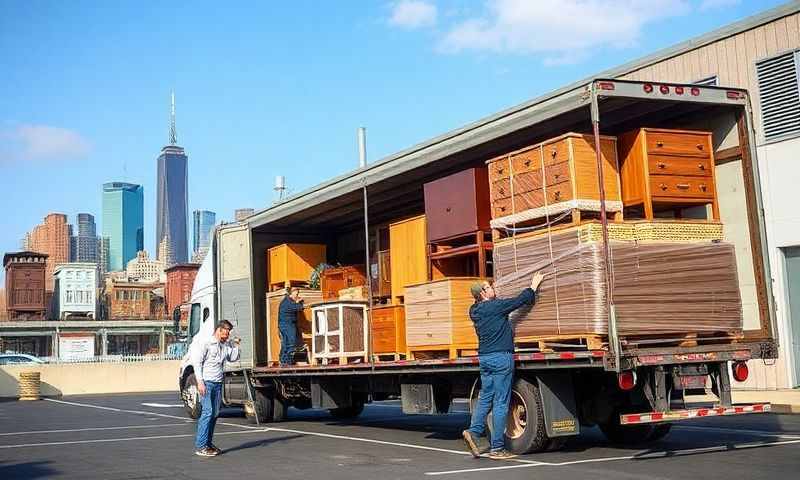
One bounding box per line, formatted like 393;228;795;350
71;213;99;263
192;210;215;258
156;92;189;265
102;182;144;272
27;213;72;291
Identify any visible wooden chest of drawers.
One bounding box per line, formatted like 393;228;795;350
370;305;406;356
618;128;719;220
424;167;491;242
486;133;621;226
321;265;367;301
404;277;481;350
268;243;327;291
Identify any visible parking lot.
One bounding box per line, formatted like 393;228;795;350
1;392;799;479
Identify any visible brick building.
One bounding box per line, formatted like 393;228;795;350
27;213;72;292
3;252;48;320
164;263;199;325
105;279;165;320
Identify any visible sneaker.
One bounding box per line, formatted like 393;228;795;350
462;430;480;458
209;444;222;455
195;447;217;457
488;449;518;460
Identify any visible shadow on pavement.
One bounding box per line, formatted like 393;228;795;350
0;460;59;479
222;434;304;454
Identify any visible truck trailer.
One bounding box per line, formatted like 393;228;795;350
179;78;778;454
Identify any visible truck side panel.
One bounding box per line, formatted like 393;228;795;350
218;226;255;368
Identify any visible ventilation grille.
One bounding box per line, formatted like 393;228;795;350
756;51;800;142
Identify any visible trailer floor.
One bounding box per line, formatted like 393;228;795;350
1;392;799;479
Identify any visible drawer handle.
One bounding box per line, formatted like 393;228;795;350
498;187;505;195
659;183;668;191
700;184;707;191
656;141;664;147
657;162;667;169
553;191;562;200
698;163;705;170
445;207;452;213
554;173;560;180
676;183;690;190
524;159;531;167
497;167;504;174
551;149;557;158
500;206;507;212
696;144;704;150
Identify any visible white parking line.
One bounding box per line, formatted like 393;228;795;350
674;424;800;439
0;423;191;437
424;438;800;476
0;429;270;450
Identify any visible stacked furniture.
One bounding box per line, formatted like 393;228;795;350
268;243;327;291
320;265;367;301
265;287;323;365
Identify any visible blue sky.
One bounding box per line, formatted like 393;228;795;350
0;0;789;276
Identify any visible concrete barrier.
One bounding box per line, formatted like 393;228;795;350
0;360;181;398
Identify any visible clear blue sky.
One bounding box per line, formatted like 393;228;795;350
0;0;789;275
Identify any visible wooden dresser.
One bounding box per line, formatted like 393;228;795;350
423;167;491;242
487;133;621;227
321;265;367;301
267;243;327;291
369;304;406;358
389;215;428;304
618;128;719;220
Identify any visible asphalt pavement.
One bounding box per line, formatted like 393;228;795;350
1;391;799;479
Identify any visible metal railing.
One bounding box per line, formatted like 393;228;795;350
37;353;185;364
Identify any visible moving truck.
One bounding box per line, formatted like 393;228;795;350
179;79;778;454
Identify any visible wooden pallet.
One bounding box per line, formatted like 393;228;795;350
315;354;370;366
407;344;478;360
620;331;743;349
515;334;605;352
372;352;407;363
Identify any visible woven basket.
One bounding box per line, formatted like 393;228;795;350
18;371;41;401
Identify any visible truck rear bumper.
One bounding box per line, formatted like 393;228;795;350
620;403;771;425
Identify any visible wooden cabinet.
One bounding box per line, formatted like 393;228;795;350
265;288;323;364
389;215;428;304
487;133;621;225
267;243;326;291
320;265;367;301
369;250;392;299
619;128;719;220
311;301;369;364
370;305;406;357
404;278;481;356
424;168;491;242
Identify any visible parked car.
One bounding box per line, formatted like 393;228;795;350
0;353;46;365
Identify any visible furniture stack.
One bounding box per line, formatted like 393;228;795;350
320;265;368;301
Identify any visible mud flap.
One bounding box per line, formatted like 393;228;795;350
537;373;580;437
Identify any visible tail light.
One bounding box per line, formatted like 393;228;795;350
618;370;637;390
659;85;670;94
598;81;615;91
690;87;701;96
643;83;654;93
674;86;685;95
732;361;749;382
727;90;745;99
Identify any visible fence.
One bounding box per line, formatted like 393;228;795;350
37;352;186;364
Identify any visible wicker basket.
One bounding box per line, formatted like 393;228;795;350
18;371;41;401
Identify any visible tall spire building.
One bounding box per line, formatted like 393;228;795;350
156;91;189;266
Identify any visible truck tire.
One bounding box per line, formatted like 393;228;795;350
599;411;656;444
475;377;560;454
329;394;365;419
272;395;288;422
252;387;274;424
182;373;202;420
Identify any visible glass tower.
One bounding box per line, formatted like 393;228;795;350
156;145;189;265
193;210;216;257
71;213;99;263
102;182;144;271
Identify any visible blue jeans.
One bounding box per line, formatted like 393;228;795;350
195;380;222;450
468;352;514;451
279;322;297;364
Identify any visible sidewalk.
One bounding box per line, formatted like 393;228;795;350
733;389;800;414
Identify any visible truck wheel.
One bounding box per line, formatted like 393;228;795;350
252;387;274;424
182;373;202;420
599;411;656;444
272;395;288;422
475;377;560;454
329;394;365;419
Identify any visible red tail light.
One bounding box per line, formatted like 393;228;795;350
618;370;637;390
675;86;685;95
691;87;701;96
659;85;670;94
598;81;615;91
732;361;749;382
643;83;654;93
727;90;745;99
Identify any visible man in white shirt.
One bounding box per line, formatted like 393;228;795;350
191;319;240;457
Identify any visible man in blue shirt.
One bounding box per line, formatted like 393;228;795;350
462;272;544;460
278;288;305;365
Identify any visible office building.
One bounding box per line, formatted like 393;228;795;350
156;92;189;265
102;182;144;272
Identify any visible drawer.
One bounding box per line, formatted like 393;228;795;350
646;131;710;157
488;159;511;182
491;178;513;201
492;197;514;218
650;175;715;199
648;155;713;177
511;149;541;174
491;162;571;200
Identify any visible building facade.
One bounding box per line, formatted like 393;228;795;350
53;263;97;320
164;263;200;325
105;279;165;320
27;213;72;292
71;213;99;263
156;145;189;265
192;210;215;260
3;252;48;320
102;182;144;272
126;250;166;283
